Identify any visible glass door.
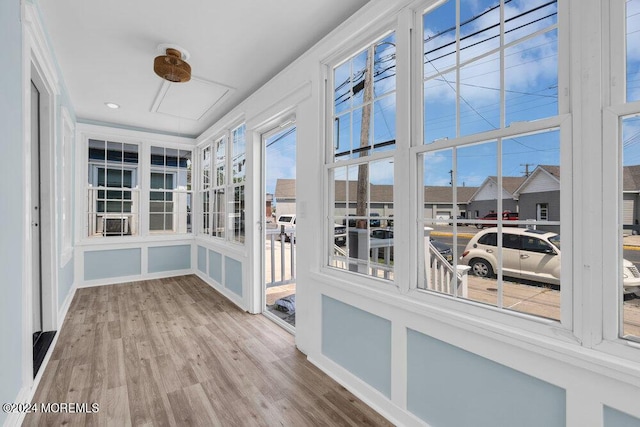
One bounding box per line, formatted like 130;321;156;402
262;123;297;328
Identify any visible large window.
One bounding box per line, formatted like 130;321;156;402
87;139;139;237
232;124;246;243
327;32;397;280
618;0;640;341
200;123;246;244
417;0;564;320
149;146;192;233
202;137;227;239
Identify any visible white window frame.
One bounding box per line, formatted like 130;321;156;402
78;126;195;242
148;146;193;235
319;1;579;338
200;144;212;236
230;123;247;244
601;0;640;354
408;0;573;333
323;22;401;285
537;203;549;221
198;121;247;246
85;140;141;238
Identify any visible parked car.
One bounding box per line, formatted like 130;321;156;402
430;237;453;263
344;213;382;228
370;212;381;227
476;211;519;229
370;228;394;258
277;214;296;229
276;214;296;242
334;224;347;246
460;227;640;295
452;215;469;226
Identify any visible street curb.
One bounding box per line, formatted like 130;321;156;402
431;231;477;239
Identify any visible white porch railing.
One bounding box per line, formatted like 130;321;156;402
422;229;469;297
265;227;296;288
328;228;469;292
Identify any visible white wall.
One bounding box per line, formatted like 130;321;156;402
0;0;26;424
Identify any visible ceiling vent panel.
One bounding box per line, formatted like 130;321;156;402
151;77;233;121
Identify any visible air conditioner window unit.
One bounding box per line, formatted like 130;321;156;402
103;216;130;236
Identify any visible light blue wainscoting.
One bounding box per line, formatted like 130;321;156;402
197;245;207;273
84;248;141;281
604;407;640;427
407;328;566;427
225;256;243;297
321;296;391;398
148;245;191;273
208;250;222;284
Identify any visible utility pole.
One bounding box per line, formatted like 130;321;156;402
356;44;375;229
521;163;534;177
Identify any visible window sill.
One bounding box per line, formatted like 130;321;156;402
76;233;194;248
195;234;247;257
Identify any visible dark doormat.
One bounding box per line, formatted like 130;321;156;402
33;330;56;378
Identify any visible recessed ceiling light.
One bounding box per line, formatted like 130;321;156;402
105;102;120;109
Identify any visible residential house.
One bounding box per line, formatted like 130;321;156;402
467;176;527;218
423;185;479;221
515;165;562;233
274;179;297;217
623;165;640;233
276;178;479;223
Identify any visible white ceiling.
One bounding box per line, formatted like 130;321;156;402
38;0;369;138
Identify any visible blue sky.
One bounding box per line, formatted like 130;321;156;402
264;127;296;198
624;0;640;167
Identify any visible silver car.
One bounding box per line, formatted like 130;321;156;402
461;227;640;295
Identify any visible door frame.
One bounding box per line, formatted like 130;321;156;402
247;111;298;316
259;120;297;320
22;3;60;388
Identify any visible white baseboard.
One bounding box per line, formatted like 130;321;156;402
2;385;31;427
57;283;77;329
307;354;426;427
78;268;195;288
195;270;247;312
3;285;75;427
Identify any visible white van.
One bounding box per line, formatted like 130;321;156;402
276;214;296;231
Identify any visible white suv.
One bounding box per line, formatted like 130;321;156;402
461;227;640;295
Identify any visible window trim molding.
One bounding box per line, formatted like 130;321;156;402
195;120;247;246
76;123;195;243
601;0;640;353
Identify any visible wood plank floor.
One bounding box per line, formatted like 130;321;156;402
25;275;392;427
